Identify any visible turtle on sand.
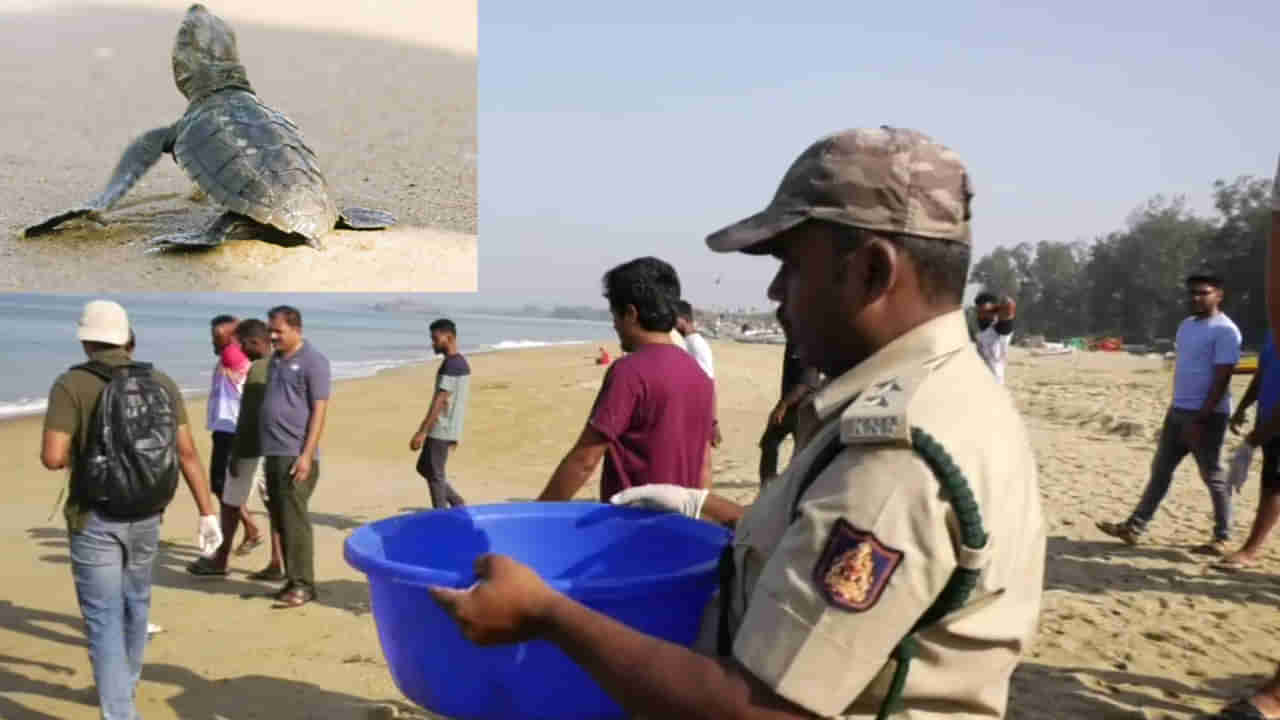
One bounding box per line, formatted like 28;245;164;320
24;4;395;250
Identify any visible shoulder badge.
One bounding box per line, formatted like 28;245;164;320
840;373;919;446
813;518;903;612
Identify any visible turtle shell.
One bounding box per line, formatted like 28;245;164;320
173;89;337;240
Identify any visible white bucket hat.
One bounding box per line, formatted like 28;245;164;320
77;300;130;346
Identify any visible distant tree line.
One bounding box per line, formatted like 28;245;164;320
969;176;1273;347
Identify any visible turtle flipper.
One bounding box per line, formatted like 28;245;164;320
24;208;106;237
336;207;396;230
24;124;175;238
149;212;246;250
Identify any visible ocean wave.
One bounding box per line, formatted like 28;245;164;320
331;358;420;380
0;397;49;420
0;341;594;421
486;339;590;351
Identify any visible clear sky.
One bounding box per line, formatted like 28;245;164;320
478;1;1278;311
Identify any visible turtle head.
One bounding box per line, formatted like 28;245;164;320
172;4;252;102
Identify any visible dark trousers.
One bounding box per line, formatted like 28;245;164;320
1260;437;1280;494
416;438;465;509
263;455;317;589
1128;408;1233;541
758;406;800;481
210;431;235;499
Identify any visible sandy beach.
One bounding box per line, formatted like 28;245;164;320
0;1;476;292
1;341;1278;719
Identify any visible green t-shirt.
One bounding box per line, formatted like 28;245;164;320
43;348;189;532
232;358;270;459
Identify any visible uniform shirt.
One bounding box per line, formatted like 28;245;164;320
260;341;331;457
43;348;189;532
695;310;1045;718
231;358;269;459
1171;313;1242;415
682;332;715;379
975;320;1013;385
207;342;249;434
429;353;471;442
588;342;714;502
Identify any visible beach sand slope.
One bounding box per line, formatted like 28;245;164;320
0;343;1276;718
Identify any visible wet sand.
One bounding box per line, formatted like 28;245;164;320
0;1;476;292
2;342;1278;718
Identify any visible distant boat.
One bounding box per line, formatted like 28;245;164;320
736;332;787;345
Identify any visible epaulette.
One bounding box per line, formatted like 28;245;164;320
837;347;959;448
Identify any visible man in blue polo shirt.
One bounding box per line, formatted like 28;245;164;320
260;305;330;608
1098;269;1242;554
1218;332;1280;570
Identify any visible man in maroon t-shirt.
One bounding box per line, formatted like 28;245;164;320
537;257;715;502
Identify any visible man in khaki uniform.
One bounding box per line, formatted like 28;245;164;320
430;127;1046;719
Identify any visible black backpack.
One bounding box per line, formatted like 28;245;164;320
72;361;180;519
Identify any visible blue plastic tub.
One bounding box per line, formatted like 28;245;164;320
343;502;731;720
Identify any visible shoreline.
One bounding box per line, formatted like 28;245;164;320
0;339;599;423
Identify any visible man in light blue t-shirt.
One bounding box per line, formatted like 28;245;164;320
1098;270;1242;554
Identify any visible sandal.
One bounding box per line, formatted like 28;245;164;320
1212;699;1274;719
185;558;228;576
265;582;294;600
234;535;264;556
248;566;286;581
1192;539;1230;557
1212;557;1257;572
276;586;316;608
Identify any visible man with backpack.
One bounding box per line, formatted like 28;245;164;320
430;128;1045;719
40;299;221;720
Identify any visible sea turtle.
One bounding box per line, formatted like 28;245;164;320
24;4;395;250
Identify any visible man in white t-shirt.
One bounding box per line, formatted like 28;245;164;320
675;300;714;378
675;300;720;447
974;292;1016;384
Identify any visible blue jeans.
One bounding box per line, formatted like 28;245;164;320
69;510;162;720
1129;408;1233;541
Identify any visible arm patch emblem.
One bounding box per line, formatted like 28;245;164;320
813;518;903;612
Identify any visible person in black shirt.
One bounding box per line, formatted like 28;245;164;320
758;341;822;484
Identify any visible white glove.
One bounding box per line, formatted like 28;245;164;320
1228;443;1256;495
610;484;709;519
255;472;269;505
198;514;223;556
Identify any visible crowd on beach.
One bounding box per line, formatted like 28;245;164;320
31;130;1280;720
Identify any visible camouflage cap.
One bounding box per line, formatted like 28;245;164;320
706;126;974;254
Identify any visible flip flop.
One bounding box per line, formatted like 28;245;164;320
1212;557;1257;572
260;582;295;600
275;586;316;609
1192;540;1230;557
248;566;286;581
185;558;228;576
1212;698;1276;719
234;535;264;556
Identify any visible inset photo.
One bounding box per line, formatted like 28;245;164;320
2;0;475;291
